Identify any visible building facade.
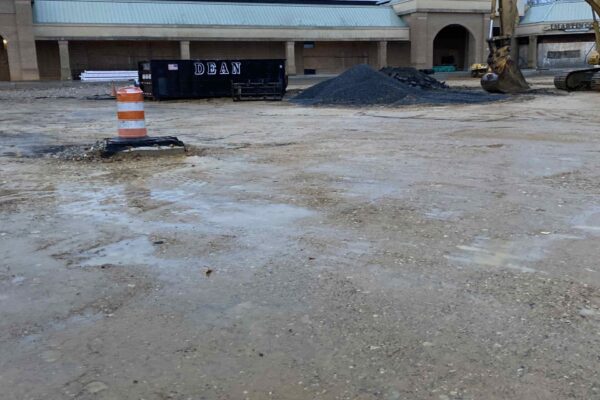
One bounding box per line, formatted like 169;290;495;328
516;0;598;69
0;0;594;81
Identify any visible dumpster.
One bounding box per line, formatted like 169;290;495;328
138;59;287;101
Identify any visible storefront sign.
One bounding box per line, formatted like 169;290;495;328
546;22;593;32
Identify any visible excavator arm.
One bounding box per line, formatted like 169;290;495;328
585;0;600;65
481;0;530;93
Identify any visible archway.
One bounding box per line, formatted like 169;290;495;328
0;35;10;81
433;25;473;71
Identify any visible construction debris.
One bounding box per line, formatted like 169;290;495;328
291;64;503;107
80;70;139;84
380;67;449;90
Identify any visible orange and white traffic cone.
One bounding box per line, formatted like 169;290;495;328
116;86;147;139
101;85;184;156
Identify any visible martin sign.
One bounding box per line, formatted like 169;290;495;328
194;61;241;76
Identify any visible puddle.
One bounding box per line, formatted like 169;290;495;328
448;242;539;273
513;147;583;178
344;181;404;201
48;310;104;331
79;236;180;268
58;185;134;227
0;133;60;157
59;182;313;229
423;207;462;221
571;206;600;236
445;233;582;274
0;133;89;158
57;181;315;269
19;310;104;346
150;185;207;203
305;159;423;201
207;202;312;230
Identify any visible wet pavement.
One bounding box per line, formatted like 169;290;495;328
1;79;600;399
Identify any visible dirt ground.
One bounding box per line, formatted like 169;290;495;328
1;76;600;400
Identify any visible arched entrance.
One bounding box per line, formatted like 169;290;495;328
0;35;10;81
433;25;473;71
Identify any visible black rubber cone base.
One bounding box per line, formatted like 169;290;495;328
101;136;185;157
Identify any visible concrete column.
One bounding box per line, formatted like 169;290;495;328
295;43;304;75
58;40;71;80
409;13;429;69
285;41;296;75
14;0;40;80
527;35;538;69
510;36;519;65
5;38;21;82
180;40;190;60
479;14;491;64
377;41;388;69
467;32;476;68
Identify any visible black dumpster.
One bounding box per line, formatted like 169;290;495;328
138;59;287;101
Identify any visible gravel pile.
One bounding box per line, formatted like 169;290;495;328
292;64;503;107
380;67;449;90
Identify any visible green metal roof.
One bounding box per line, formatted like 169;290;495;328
521;0;594;24
33;0;407;27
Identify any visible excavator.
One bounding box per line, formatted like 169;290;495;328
481;0;530;93
554;0;600;91
481;0;600;93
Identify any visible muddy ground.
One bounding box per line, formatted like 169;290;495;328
1;77;599;400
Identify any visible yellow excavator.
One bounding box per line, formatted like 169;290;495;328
481;0;530;93
554;0;600;91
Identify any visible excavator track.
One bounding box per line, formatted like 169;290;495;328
591;71;600;91
554;68;600;91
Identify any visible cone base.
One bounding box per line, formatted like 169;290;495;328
101;136;185;157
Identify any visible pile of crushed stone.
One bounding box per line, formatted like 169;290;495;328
291;64;503;106
380;67;449;89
